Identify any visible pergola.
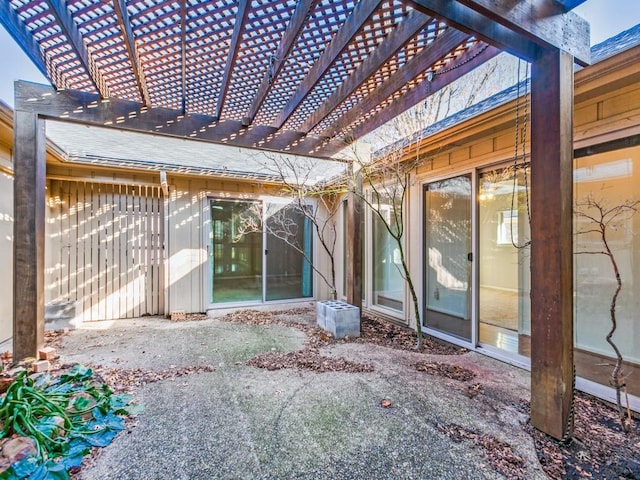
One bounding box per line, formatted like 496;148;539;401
2;0;589;440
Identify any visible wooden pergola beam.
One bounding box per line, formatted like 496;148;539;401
272;0;384;130
299;9;433;135
113;0;150;106
180;0;187;114
213;0;250;120
530;48;575;441
244;0;316;126
319;28;470;141
14;81;333;158
13;110;46;361
346;175;363;310
0;0;48;79
409;0;590;65
45;0;110;97
313;42;500;157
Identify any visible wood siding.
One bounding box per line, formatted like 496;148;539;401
45;180;164;321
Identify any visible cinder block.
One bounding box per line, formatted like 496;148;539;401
32;360;50;373
319;301;360;338
45;301;81;331
316;301;327;329
171;310;186;321
37;347;56;361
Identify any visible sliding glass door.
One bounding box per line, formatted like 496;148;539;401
209;199;262;303
424;175;473;341
477;166;531;357
265;203;313;301
209;199;313;305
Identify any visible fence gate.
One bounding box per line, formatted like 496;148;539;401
47;180;164;322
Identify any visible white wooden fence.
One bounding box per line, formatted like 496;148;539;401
46;180;164;322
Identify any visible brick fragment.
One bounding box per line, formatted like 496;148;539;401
38;347;56;361
32;360;50;373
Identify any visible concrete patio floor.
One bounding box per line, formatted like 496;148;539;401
54;310;546;480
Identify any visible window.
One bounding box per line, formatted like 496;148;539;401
574;142;640;398
496;210;518;245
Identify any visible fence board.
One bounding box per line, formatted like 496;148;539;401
46;180;164;321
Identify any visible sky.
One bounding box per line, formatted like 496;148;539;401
0;0;639;107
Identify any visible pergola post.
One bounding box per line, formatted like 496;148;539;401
13;109;46;360
530;48;575;440
346;176;363;310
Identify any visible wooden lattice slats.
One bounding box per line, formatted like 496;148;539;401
10;0;91;92
283;0;410;132
310;17;444;136
334;37;481;143
253;0;358;125
129;0;183;110
183;0;236;114
219;0;298;120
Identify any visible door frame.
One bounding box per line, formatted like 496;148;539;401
204;194;316;310
420;169;477;349
475;162;532;368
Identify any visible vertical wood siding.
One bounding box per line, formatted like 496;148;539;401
46;180;164;321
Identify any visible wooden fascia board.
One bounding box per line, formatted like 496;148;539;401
213;0;250;120
45;0;110;97
394;94;520;163
45;162;285;188
113;0;150;106
299;9;433;134
244;0;316;125
408;0;590;65
574;44;640;103
272;0;384;129
0;1;48;79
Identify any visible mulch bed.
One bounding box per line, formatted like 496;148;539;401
220;308;465;374
246;350;374;373
438;423;527;480
413;360;476;382
523;393;639;479
86;364;217;393
221;308;465;355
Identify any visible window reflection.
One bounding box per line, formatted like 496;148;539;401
478;166;531;357
574;145;639;397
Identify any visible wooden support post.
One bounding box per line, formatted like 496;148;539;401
13;110;46;360
530;48;574;440
346;176;363;311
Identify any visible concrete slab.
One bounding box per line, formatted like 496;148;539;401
56;315;545;480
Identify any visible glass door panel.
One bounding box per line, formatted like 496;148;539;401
372;203;404;312
478;166;531;357
209;199;262;303
265;203;313;301
424;175;472;341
